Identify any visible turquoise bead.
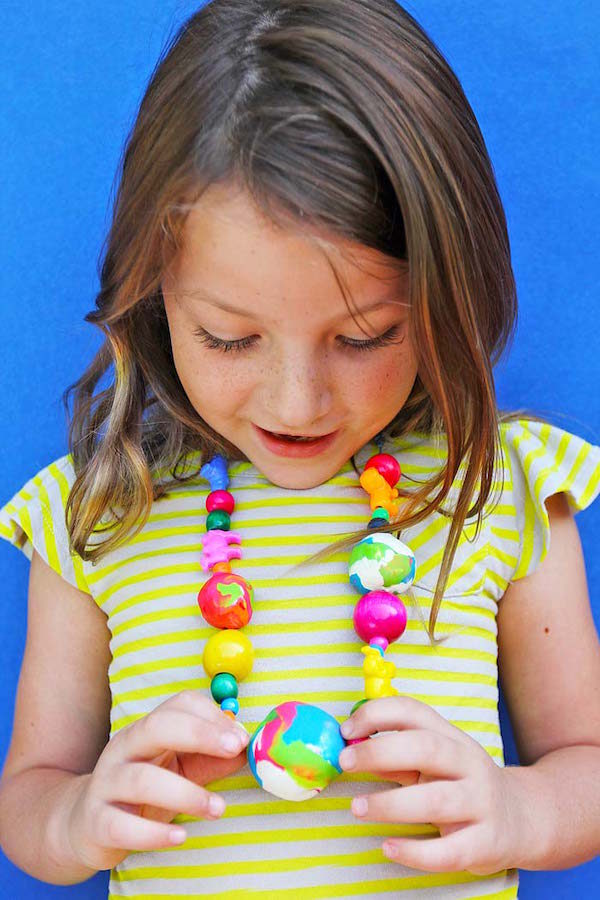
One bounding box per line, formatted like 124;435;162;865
210;672;239;703
221;697;240;714
372;506;390;521
206;509;231;531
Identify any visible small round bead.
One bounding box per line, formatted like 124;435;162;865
364;453;401;487
210;672;239;703
203;629;254;681
206;490;235;515
221;697;240;714
212;561;231;573
367;517;388;530
370;635;389;653
372;506;390;521
223;709;236;720
206;509;231;531
350;697;369;715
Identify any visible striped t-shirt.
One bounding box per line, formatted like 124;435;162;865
1;417;600;900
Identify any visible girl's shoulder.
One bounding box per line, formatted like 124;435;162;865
492;416;600;580
0;453;88;592
383;417;600;586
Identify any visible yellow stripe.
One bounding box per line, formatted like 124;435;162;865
530;429;570;505
512;422;539;579
84;532;358;587
579;458;600;507
109;592;495;638
31;474;62;576
47;462;90;593
108;642;497;683
112;620;496;659
560;441;591;496
112;848;501;882
111;618;497;660
110;706;502;737
109;886;517;900
112;669;497;705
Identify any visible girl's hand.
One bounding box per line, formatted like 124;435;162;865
67;690;250;871
338;696;526;876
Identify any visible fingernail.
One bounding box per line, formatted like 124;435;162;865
236;726;250;745
339;747;356;769
220;732;241;753
352;796;368;816
341;719;354;738
208;795;226;817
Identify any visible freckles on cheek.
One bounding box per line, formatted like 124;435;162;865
176;349;250;409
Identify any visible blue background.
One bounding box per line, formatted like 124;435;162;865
1;0;599;896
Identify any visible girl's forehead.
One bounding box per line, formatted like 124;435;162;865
171;182;408;316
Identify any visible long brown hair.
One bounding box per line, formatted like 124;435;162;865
64;0;525;642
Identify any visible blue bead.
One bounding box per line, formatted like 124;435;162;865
221;697;240;714
367;517;387;530
201;454;229;491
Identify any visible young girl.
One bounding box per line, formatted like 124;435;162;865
1;1;599;898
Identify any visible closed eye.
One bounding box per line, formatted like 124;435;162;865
192;324;404;354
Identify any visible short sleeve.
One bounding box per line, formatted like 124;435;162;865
0;454;90;593
500;418;600;581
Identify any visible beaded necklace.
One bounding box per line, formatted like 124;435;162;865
197;441;417;801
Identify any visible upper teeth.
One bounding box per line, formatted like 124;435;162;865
277;434;315;441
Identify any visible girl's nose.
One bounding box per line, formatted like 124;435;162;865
266;351;332;432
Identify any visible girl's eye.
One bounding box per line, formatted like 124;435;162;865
338;324;404;353
192;328;258;353
192;324;404;354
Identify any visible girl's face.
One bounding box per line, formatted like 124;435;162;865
162;182;418;489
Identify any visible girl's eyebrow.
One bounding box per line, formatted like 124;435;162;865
186;287;408;320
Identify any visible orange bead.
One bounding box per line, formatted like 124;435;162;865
212;561;232;573
223;709;236;720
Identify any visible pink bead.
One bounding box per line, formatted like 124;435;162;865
353;590;407;644
370;636;389;653
200;529;242;572
206;490;235;514
364;453;401;487
198;572;253;628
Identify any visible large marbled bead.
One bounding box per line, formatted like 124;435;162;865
197;572;253;629
348;532;416;594
247;701;346;801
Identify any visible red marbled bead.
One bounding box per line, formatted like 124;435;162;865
364;453;401;487
206;489;235;514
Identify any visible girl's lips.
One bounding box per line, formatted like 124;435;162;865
253;425;339;458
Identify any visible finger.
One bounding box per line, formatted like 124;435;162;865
343;696;473;746
110;762;226;820
340;729;470;780
118;708;250;762
382;825;479;873
97;803;188;852
351;780;473;825
163;689;249;734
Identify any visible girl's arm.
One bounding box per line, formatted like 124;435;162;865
0;549;112;884
497;490;600;869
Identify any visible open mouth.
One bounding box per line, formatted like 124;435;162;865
253;425;339;456
268;432;327;442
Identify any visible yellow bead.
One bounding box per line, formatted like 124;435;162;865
202;629;254;681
